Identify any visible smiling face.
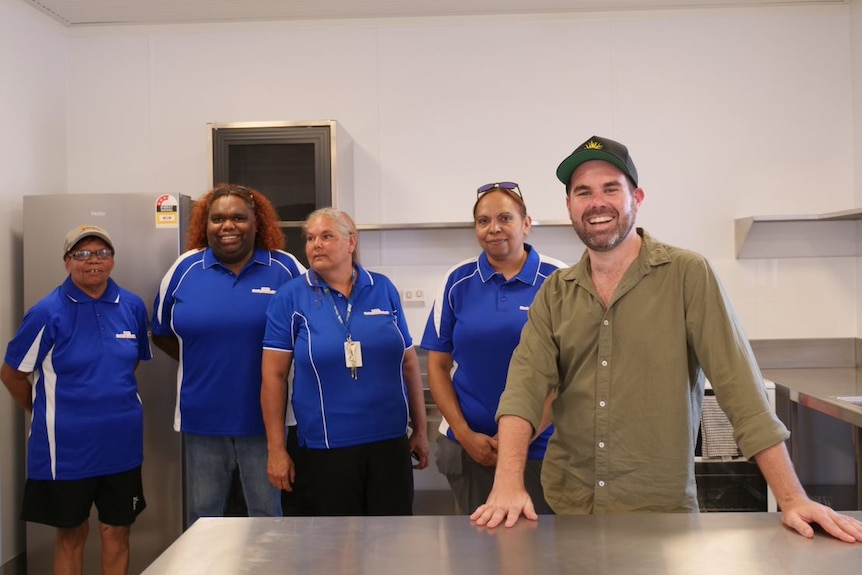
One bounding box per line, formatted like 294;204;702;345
64;237;115;298
566;160;644;252
206;194;257;271
304;214;356;279
473;189;531;266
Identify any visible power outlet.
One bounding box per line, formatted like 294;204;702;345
402;289;426;306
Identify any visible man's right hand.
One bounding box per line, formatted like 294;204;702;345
469;483;537;528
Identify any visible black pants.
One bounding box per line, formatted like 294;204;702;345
281;425;314;516
305;435;414;516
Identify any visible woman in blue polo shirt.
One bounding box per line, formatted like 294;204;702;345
152;184;305;525
261;207;429;515
420;182;567;515
2;224;150;575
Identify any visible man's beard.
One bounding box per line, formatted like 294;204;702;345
571;205;637;252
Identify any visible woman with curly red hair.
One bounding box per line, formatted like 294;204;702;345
184;184;287;252
152;184;305;526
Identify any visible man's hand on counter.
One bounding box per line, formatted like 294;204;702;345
470;482;536;529
781;498;862;543
470;415;537;528
756;442;862;542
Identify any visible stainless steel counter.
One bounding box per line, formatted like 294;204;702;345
762;367;862;509
762;367;862;427
141;513;862;575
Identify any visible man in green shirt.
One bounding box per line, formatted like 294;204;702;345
471;136;862;543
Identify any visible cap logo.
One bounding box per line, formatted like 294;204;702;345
584;140;603;150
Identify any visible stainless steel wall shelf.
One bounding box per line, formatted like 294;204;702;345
734;208;862;258
356;219;571;231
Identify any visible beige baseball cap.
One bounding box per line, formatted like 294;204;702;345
63;224;115;258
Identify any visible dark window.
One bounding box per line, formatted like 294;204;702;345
211;123;336;266
211;124;332;222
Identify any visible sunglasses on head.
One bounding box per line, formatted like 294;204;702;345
476;182;523;199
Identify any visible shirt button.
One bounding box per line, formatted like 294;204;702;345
598;442;605;448
599;401;606;407
603;320;609;326
598;480;605;487
601;360;608;367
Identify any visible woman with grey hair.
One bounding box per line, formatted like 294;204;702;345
261;207;429;515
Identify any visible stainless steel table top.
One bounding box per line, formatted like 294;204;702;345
763;367;862;427
141;513;862;575
762;367;862;399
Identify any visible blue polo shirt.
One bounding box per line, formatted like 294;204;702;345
263;265;413;449
420;244;566;460
152;247;304;435
4;276;151;480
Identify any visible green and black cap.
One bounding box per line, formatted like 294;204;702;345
555;136;638;190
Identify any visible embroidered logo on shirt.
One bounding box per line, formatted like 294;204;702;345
252;286;278;294
363;308;391;316
115;331;137;340
519;306;530;311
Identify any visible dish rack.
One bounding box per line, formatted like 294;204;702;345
696;379;777;512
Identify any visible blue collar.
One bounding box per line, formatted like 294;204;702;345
62;275;121;303
202;247;271;271
476;243;541;285
305;262;374;290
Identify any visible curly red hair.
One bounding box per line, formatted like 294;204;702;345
186;183;285;251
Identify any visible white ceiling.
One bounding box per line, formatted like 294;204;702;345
20;0;847;27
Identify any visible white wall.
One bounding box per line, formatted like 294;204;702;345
0;0;67;564
63;5;856;340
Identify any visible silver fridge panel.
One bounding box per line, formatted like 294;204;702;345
22;193;187;575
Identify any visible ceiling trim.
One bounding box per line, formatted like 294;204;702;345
20;0;850;28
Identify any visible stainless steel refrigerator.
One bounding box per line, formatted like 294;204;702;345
22;193;190;575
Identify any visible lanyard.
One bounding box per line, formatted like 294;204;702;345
321;267;356;341
323;289;353;340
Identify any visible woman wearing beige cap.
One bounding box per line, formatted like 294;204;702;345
1;224;151;575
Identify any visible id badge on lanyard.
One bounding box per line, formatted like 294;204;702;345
345;337;363;380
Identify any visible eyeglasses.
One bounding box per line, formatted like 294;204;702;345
68;248;114;261
477;182;523;199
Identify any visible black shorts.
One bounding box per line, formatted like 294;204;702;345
21;466;146;528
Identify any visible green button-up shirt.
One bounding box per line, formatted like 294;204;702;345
497;229;789;513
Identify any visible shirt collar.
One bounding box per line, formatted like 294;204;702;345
560;228;670;284
202;247;270;270
304;262;374;290
477;243;541;285
62;275;121;303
